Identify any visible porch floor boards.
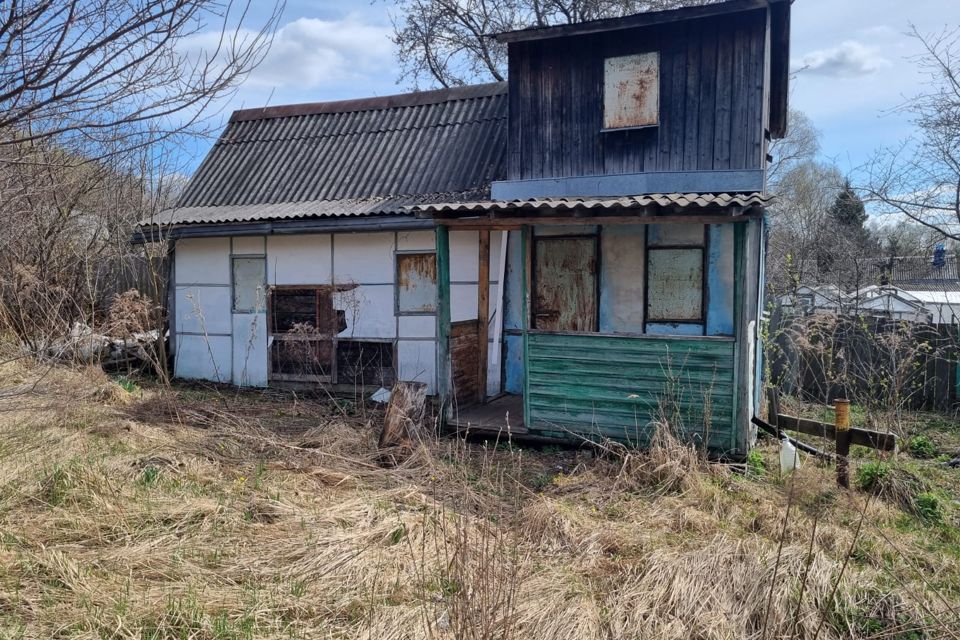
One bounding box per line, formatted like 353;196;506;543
448;394;527;437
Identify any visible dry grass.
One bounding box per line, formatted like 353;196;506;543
0;360;958;639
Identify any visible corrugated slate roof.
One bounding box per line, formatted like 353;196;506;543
155;83;508;225
410;193;772;215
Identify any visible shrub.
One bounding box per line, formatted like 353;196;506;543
907;435;937;459
856;461;889;492
912;492;944;524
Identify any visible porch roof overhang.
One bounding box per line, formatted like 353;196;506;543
410;192;771;227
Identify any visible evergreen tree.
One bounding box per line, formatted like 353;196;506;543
828;179;868;230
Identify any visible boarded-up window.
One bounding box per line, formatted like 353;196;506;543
396;252;437;314
232;257;265;313
603;52;659;129
268;286;348;382
646;225;705;325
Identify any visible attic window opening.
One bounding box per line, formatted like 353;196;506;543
603;52;660;130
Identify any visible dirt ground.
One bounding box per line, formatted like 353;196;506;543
1;360;959;639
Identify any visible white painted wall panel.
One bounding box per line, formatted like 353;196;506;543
175;334;231;382
267;234;332;285
334;232;394;283
451;283;479;321
398;339;437;394
335;284;397;339
175;286;232;335
176;237;230;285
489;231;504;283
399;315;436;338
232;313;268;387
232;236;266;255
397;229;435;251
450;230;479;281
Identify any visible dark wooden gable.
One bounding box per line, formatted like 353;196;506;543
504;7;774;186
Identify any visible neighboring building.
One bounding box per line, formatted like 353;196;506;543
139;0;793;457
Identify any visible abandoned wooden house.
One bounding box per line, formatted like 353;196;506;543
138;0;792;457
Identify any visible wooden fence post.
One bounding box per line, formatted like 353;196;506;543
766;387;781;438
834;398;851;488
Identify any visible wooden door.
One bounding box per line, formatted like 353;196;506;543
533;236;598;332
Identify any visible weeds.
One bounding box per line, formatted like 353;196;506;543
0;360;958;639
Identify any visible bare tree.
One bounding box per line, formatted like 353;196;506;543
861;25;960;241
0;0;283;358
390;0;718;88
0;0;283;162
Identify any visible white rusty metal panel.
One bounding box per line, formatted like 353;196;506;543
232;236;265;255
266;234;332;285
175;334;231;382
647;249;703;321
333;232;394;283
397;339;437;394
175;286;232;335
334;284;398;338
603;52;659;129
396;253;437;314
397;230;436;251
176;237;230;285
232;313;268;387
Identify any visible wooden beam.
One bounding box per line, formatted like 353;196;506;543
436;226;452;421
775;413;898;453
477;229;490;404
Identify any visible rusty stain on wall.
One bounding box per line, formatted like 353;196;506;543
397;252;437;313
603;52;659;129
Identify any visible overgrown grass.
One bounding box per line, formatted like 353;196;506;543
0;360;958;639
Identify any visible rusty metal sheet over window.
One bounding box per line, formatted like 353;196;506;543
603;52;659;130
646;249;703;322
232;257;265;313
533;236;598;332
396;252;437;314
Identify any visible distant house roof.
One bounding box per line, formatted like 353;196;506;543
144;83;508;229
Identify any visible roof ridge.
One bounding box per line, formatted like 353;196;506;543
229;82;508;123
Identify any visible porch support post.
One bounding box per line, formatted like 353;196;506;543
436;225;453;421
477;229;490;404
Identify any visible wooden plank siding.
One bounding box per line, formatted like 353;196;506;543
507;10;768;182
525;332;737;452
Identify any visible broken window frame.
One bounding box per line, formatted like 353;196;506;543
266;285;397;386
267;285;339;383
231;256;266;314
643;225;708;331
395;250;438;316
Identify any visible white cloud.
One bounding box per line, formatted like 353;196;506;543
180;14;394;92
246;16;394;89
792;41;891;77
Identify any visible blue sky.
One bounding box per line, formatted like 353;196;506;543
188;0;960;177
